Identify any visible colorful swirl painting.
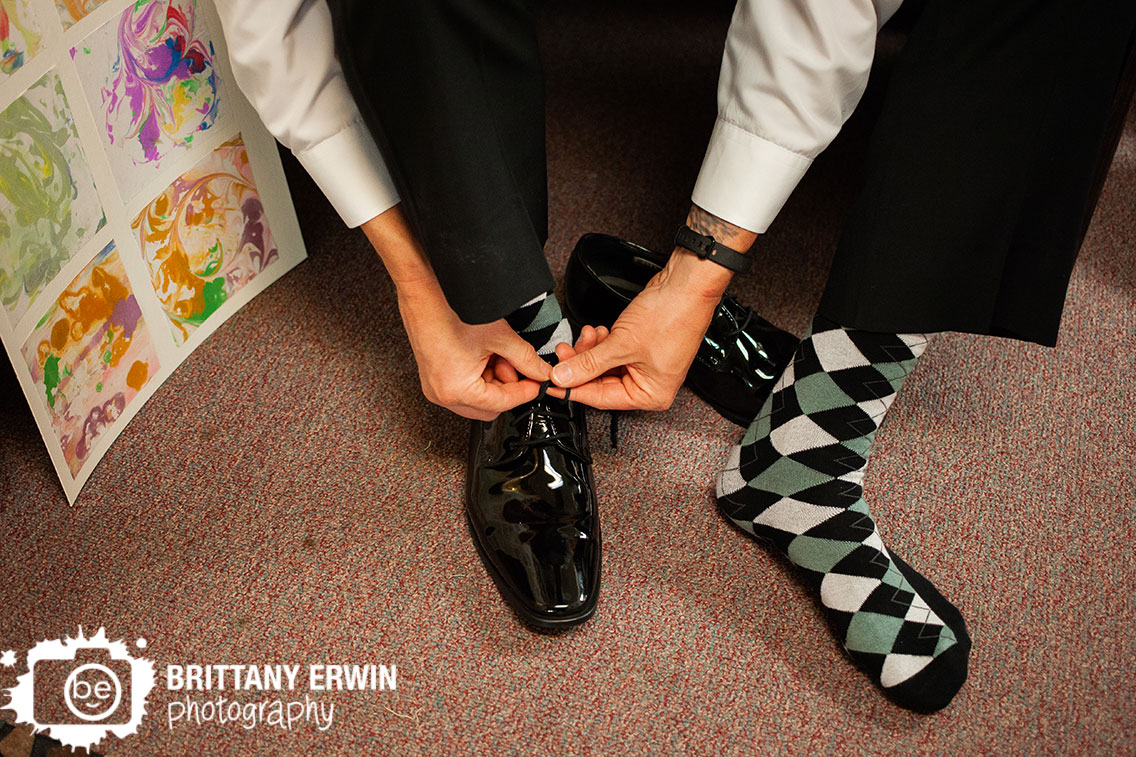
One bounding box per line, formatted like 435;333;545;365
72;0;221;200
21;242;160;477
1;0;45;75
0;71;107;327
55;0;110;29
132;135;278;344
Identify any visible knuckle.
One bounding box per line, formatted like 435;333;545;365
433;384;461;407
577;350;600;376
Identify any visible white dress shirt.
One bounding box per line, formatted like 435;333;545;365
214;0;900;233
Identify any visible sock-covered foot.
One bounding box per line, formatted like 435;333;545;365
717;314;970;713
505;291;573;365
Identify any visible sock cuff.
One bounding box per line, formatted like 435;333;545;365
505;290;553;331
505;291;571;361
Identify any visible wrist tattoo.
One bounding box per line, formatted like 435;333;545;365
686;205;750;251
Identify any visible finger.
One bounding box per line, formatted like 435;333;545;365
493;356;519;383
448;405;499;422
495;333;553;383
555;341;577;363
573;325;598;353
551;374;641;410
577;322;595;350
546;363;626;398
474;378;543;414
550;334;630;388
554;323;588;355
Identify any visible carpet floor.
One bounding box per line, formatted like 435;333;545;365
1;3;1134;755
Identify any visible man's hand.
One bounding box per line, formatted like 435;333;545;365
549;205;757;411
547;254;723;410
361;206;552;421
396;277;552;420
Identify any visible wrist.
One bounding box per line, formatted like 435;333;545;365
392;271;446;308
668;204;757;298
662;248;734;302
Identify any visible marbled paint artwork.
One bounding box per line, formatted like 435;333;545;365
22;242;159;477
132;135;277;343
71;0;221;200
0;71;106;327
55;0;110;30
1;0;46;75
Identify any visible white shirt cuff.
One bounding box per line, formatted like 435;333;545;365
294;121;400;228
691;117;813;234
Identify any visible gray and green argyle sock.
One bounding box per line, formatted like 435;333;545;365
716;314;970;713
505;291;573;365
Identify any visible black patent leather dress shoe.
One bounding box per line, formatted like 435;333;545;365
564;233;800;427
466;382;600;630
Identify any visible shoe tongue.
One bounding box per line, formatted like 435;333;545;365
526;411;560;441
524;394;570;440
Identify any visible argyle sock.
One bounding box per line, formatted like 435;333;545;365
505;291;573;365
716;314;970;713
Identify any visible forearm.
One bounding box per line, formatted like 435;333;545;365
359;205;436;289
677;2;902;297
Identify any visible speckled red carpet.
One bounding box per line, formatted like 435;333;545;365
1;4;1134;755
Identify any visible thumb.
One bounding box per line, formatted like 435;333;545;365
551;334;626;388
495;333;554;382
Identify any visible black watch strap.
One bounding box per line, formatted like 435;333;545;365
673;225;752;274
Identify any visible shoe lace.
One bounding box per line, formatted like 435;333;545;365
504;381;593;464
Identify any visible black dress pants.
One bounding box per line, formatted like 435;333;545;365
820;0;1136;346
326;0;552;325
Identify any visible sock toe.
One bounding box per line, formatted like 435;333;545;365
883;636;971;713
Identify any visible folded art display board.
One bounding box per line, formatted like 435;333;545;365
0;0;307;503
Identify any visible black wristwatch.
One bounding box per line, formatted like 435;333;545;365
673;225;752;274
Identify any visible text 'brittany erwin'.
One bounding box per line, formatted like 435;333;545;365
165;664;397;691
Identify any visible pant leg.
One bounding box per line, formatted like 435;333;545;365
819;0;1136;346
326;0;553;325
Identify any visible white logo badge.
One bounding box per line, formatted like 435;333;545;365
2;627;156;751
